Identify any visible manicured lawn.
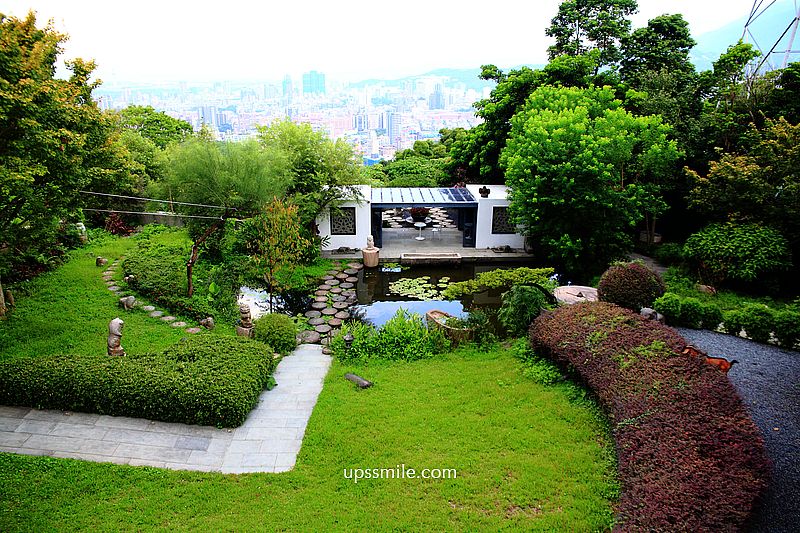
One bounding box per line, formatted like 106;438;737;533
0;235;617;530
0;236;231;361
0;348;617;531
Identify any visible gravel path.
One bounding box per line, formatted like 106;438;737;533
677;328;800;533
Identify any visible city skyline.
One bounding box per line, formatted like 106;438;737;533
4;0;761;84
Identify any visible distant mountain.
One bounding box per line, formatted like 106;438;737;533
692;0;799;71
349;65;543;92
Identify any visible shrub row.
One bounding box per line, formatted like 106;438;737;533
329;310;449;362
0;336;277;428
654;292;800;349
530;302;768;531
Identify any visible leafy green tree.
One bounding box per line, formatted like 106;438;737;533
687;118;800;252
0;12;126;312
501;85;679;278
448;54;600;183
546;0;639;69
764;62;800;124
117;105;192;149
245;199;311;312
620;14;695;85
257;119;365;233
380;157;448;187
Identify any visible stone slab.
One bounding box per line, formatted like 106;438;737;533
149;310;164;318
321;307;337;316
185;327;202;334
141;305;156;312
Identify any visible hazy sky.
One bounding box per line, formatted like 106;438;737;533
3;0;761;84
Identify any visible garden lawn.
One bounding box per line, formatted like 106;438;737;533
0;347;617;531
0;236;232;361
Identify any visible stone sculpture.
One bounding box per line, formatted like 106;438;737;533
119;295;136;310
362;235;380;268
96;256;108;267
236;303;254;337
107;317;126;356
199;317;215;330
366;234;375;250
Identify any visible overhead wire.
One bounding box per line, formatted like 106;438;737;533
79;190;231;210
82;208;238;221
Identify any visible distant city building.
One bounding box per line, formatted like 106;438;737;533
387;112;401;148
429;84;445;110
282;75;293;103
302;70;326;95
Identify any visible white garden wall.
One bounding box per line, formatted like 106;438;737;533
466;184;525;249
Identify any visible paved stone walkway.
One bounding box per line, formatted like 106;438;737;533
0;344;330;474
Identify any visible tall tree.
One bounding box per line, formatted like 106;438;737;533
257;119;364;233
501;85;679;279
620;14;695;85
546;0;639;69
0;12;122;311
117;105;192;149
448;54;600;183
246;199;311;312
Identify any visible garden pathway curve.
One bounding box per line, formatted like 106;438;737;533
678;328;800;533
0;344;330;474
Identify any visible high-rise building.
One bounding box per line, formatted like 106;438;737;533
429;84;445;110
387;112;401;148
302;70;326;95
282;75;294;103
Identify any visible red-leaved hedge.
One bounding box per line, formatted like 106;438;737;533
529;302;768;531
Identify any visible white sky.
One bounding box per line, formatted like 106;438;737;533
2;0;760;84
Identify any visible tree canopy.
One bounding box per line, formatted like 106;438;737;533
0;12;124;276
502;85;679;278
117;105;192;149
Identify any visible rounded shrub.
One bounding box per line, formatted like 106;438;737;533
683;223;792;286
722;310;744;336
679;298;703;329
773;309;800;349
597;262;666;311
699;303;724;331
253;313;297;355
739;304;775;344
653;293;682;325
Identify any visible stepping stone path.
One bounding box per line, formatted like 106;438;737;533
98;256;204;337
297;264;364;345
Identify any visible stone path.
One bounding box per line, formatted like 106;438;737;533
100;255;204;335
300;261;363;348
0;344;330;474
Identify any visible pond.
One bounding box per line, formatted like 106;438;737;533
350;262;523;328
238;285;312;320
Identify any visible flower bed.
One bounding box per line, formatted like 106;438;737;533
529;302;768;531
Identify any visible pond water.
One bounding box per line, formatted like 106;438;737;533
351;262;522;328
238;285;311;320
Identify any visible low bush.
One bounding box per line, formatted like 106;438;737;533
253;313;297;355
330;310;449;363
683;222;792;286
529;302;768;531
123;239;239;321
0;336;276;428
679;297;703;328
653;242;684;266
699;302;724;330
774;308;800;349
498;285;553;337
597;261;666;311
722;309;744;336
652;292;681;324
739;303;775;344
442;267;555;300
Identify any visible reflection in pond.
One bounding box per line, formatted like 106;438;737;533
238;286;311;320
353;262;524;328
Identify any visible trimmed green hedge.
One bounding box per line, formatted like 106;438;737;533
0;336;276;428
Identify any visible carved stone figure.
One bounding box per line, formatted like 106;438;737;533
366;235;375;250
236;304;254;337
107;317;126;356
119;295;136;310
123;275;136;284
96;257;108;267
75;222;88;244
199;317;215;330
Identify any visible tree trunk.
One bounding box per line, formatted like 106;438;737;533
0;275;6;318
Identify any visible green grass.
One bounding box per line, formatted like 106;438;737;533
0;236;231;361
0;347;617;531
0;233;617;530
